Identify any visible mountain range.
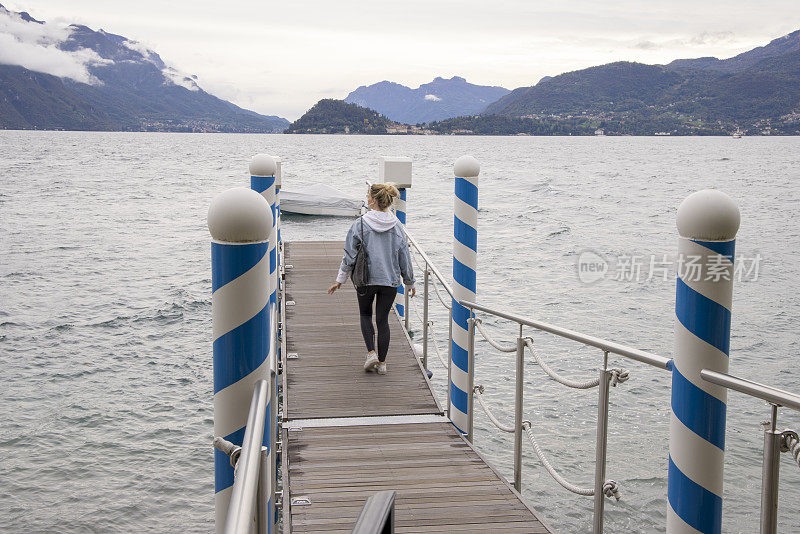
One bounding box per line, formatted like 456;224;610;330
2;2;798;136
0;5;288;132
666;30;800;73
297;29;799;136
344;76;509;124
482;30;800;134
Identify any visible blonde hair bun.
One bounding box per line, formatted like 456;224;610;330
369;182;400;210
383;182;400;198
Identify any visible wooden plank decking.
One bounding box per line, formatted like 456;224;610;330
281;241;551;533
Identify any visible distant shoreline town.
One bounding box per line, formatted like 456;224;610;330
283;98;800;137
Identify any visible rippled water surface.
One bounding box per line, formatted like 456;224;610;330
1;131;799;533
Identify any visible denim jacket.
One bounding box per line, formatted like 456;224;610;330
336;211;415;288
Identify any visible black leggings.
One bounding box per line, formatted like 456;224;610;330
356;285;396;362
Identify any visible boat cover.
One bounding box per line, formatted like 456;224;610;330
280;184;364;216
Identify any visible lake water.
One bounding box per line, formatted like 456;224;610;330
1;131;799;533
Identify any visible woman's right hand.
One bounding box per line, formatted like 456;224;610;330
327;282;342;294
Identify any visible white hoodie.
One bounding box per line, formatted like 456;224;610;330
362;210;398;232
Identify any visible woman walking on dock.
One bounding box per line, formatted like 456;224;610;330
327;183;415;375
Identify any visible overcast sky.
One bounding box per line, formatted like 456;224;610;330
4;1;800;120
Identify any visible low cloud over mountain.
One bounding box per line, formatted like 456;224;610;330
0;4;288;132
0;7;109;84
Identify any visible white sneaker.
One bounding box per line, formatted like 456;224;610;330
376;362;387;375
363;352;379;372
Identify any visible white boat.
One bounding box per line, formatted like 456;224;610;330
280;183;364;216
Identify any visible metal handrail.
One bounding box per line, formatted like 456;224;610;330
701;370;800;412
403;228;671;371
401;232;800;534
351;490;396;534
225;378;270;534
461;300;672;370
221;299;278;534
403;228;457;301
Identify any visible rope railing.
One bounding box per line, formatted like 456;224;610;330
407;294;448;369
402;247;453;371
410;249;452;311
406;239;630;504
405;231;626;510
428;326;448;369
522;423;621;501
473;385;621;500
410;246;425;274
473;385;515;433
430;276;453;310
473;318;516;352
409;247;425;271
402;224;800;534
524;338;629;390
784;431;800;470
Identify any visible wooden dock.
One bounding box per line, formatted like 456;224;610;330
281;241;552;533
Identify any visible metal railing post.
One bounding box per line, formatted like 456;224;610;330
513;327;524;492
760;404;781;534
466;315;476;442
593;351;612;534
422;268;429;370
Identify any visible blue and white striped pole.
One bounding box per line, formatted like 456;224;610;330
450;155;480;434
395;188;407;224
272;156;283;364
250;154;278;311
394;187;407;318
208;187;273;532
270;156;280;528
249;154;280;529
378;156;412;320
668;189;740;534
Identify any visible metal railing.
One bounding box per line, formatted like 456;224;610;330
214;301;279;534
701;370;800;533
459;300;645;534
401;226;800;534
214;379;272;534
403;229;455;413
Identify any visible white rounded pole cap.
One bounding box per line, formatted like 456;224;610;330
454;155;480;178
208;187;273;242
249;153;277;177
677;189;740;240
